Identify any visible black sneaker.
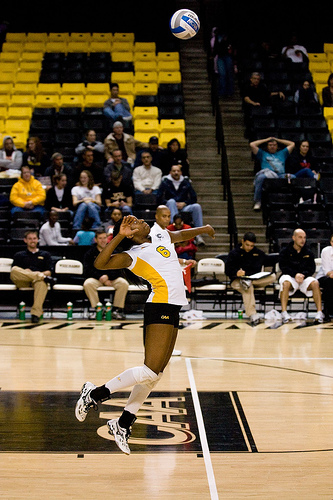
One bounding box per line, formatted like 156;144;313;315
44;276;57;287
31;314;40;324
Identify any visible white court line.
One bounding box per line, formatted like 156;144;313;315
185;357;219;500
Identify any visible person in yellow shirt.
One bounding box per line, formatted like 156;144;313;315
9;165;46;216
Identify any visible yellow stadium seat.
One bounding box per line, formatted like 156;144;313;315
10;95;35;107
308;53;327;62
20;51;44;62
159;119;185;133
113;33;135;43
85;83;110;95
1;42;23;53
23;42;46;52
0;83;13;95
314;83;325;104
134;82;158;95
45;42;68;53
0;72;17;84
26;33;48;42
111;71;134;83
70;33;92;42
159;132;186;148
0;61;20;72
157;52;180;62
134;119;159;134
118;82;134;95
48;33;70;42
15;72;40;84
36;83;61;95
0;52;21;62
67;41;90;53
134;71;158;83
111;51;134;62
34;94;60;109
92;33;113;42
157;71;182;84
89;41;112;53
323;108;333;120
0;95;9;107
61;83;86;95
134;60;157;72
133;106;158;120
12;83;37;95
309;61;331;73
312;72;329;85
134;42;156;53
324;43;333;54
0;107;7;120
126;94;134;110
0;119;5;133
59;94;84;109
84;94;108;108
6;33;27;43
5;118;30;133
157;60;180;72
134;132;159;143
112;41;134;52
19;61;42;72
7;106;33;120
133;51;157;62
9;132;28;149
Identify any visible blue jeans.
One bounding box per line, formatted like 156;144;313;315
294;168;315;178
73;202;101;229
253;171;296;202
103;103;132;121
217;55;234;97
166;199;203;227
11;205;45;216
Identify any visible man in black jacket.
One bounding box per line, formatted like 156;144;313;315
278;228;323;323
83;229;129;319
225;231;275;325
10;229;55;323
156;164;205;246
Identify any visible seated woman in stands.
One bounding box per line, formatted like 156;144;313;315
286;140;318;179
45;173;73;216
71;170;102;230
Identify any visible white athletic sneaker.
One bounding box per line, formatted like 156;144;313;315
172;349;182;356
315;311;324;323
107;419;131;455
250;313;260;326
253;202;261;211
75;381;97;422
281;311;292;324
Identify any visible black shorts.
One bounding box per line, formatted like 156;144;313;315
144;303;181;328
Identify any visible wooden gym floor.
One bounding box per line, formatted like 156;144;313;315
0;315;332;499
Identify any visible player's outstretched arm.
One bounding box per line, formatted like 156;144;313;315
169;224;215;244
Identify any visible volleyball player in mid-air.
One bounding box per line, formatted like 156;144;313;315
75;214;215;454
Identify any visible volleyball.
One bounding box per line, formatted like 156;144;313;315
169;9;200;40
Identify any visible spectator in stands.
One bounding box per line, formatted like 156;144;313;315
322;73;333;107
39;210;74;246
103;171;133;216
287;140;318;179
102;207;123;240
250;136;295;210
22;136;49;178
160;138;190;177
157;164;205;246
133;150;162;196
281;35;308;64
0;135;23;170
71;170;102;230
73;148;104;186
104;121;147;167
104;148;133;185
73;216;95;246
225;231;276;326
294;80;319;107
44;173;73;215
10;165;46;216
167;213;197;261
75;129;104;164
278;228;324;323
83;228;129;320
133;136;164;169
212;28;236;97
103;83;132;124
45;153;74;187
316;233;333;321
10;229;55;323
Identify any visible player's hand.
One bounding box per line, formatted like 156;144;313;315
205;225;215;238
119;215;139;238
